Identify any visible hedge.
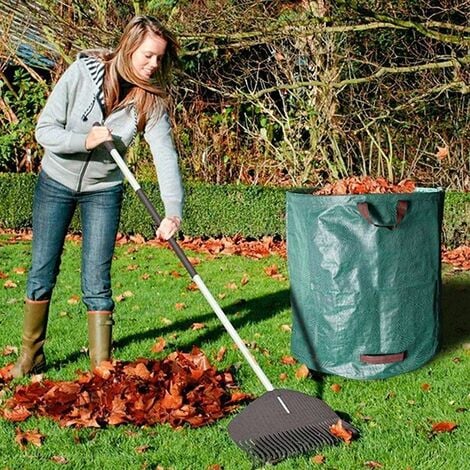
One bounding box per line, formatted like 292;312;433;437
0;173;468;247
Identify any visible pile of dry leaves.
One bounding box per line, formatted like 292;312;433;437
441;246;470;270
314;177;416;195
1;348;251;429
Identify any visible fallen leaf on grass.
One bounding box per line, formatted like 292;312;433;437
13;267;26;275
215;347;227;362
329;419;353;444
311;454;326;464
3;405;31;422
295;364;309;379
175;302;186;310
240;274;249;286
15;428;44;449
279;373;288;381
0;271;8;279
421;383;431;391
0;363;14;381
2;346;18;356
191;322;206;330
116;290;134;302
50;456;68;464
431;421;458;434
135;445;150;454
281;356;297;365
364;461;383;468
151;337;166;353
67;294;80;304
3;280;18;289
441;246;470;270
280;324;292;332
330;383;342;393
225;282;238;290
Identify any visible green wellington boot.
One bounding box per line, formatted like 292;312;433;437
87;311;114;369
11;298;50;378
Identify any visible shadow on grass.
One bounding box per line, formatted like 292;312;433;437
50;289;292;371
441;272;470;349
115;289;291;351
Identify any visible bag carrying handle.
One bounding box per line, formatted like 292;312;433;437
357;200;408;230
360;352;406;364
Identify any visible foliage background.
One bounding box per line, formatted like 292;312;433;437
0;0;468;190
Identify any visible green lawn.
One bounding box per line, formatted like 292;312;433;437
0;234;469;469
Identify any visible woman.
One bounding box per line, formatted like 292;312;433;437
12;16;184;377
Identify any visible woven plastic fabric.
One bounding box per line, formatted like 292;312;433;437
287;188;444;379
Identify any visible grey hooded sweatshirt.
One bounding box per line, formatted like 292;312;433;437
36;53;183;219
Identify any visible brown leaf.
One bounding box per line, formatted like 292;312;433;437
161;390;183;410
0;271;8;279
280;324;292;332
127;264;139;271
240;273;249;286
15;428;44;449
281;356;297;365
2;345;18;356
93;361;114;379
225;282;238;290
431;421;458;433
124;362;151;380
312;454;326;464
175;302;187;310
50;456;68;464
329;420;353;444
3;280;18;289
135;445;150;454
186;282;199;291
264;264;279;276
215;346;227;362
295;364;309;379
151;337;166;353
67;294;80;304
330;383;342;393
129;234;145;244
13;267;26;275
435;146;449;160
365;462;383;468
421;383;431;392
191;322;206;330
3;406;32;422
116;290;134;302
279;373;288;381
0;363;14;380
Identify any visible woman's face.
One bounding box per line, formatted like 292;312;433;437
131;32;167;81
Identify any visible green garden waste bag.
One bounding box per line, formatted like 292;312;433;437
287;188;444;380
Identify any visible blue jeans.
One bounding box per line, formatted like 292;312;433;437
27;171;123;311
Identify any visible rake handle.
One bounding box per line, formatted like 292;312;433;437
100;134;275;392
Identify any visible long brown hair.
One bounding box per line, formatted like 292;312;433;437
102;16;178;130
